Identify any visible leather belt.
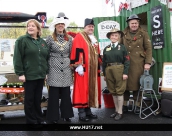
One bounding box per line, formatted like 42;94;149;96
107;63;122;66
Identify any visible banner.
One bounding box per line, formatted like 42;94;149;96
105;0;110;4
127;0;148;9
151;5;165;49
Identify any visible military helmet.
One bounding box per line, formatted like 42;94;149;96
126;14;141;22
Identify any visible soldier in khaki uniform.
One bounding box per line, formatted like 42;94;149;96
103;28;130;120
120;14;152;112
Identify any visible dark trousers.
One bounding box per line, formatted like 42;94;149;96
46;86;74;121
24;79;44;124
78;108;92;118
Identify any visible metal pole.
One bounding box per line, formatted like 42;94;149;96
112;0;116;16
113;1;116;16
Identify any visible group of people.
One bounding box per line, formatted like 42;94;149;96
13;12;152;124
102;14;152;120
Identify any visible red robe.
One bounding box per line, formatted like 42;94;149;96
70;32;102;108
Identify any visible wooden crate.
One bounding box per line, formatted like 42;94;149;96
5;73;21;83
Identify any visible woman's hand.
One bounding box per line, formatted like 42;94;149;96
71;64;81;68
104;76;106;81
123;74;128;80
70;65;74;70
45;75;47;81
19;75;26;82
144;64;151;70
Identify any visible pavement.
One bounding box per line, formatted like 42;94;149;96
0;87;171;136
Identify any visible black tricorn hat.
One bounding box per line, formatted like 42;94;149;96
126;14;141;22
84;18;94;27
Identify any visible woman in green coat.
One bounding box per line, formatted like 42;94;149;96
13;19;49;124
103;28;130;120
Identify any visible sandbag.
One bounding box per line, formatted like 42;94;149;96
161;91;172;118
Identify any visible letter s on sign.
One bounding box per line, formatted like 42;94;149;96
153;15;160;29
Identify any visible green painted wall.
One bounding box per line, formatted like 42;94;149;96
93;0;172;94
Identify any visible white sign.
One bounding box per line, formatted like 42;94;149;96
98;20;120;39
98;20;120;54
0;75;7;85
0;61;13;67
162;62;172;91
128;0;149;9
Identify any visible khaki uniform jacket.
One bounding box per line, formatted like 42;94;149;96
121;27;152;91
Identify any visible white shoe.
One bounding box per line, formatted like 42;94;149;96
7;102;12;105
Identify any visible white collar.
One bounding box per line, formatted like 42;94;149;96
111;42;118;47
88;35;97;45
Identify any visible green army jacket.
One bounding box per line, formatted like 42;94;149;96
102;43;130;76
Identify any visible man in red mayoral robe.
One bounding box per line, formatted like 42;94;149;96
70;18;102;122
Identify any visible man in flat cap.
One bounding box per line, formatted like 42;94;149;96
120;14;152;113
70;18;102;122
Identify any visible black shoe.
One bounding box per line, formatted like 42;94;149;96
114;113;123;121
79;117;89;122
86;113;98;119
110;112;117;118
26;122;38;125
39;121;47;125
28;123;42;128
123;105;128;113
63;118;71;122
48;120;58;124
134;106;140;114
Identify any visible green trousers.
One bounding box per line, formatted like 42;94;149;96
105;65;126;96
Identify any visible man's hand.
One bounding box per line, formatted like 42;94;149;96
144;64;151;70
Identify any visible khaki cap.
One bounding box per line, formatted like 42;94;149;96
106;28;124;39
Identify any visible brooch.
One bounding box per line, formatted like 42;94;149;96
106;47;111;51
118;45;121;50
55;41;67;51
